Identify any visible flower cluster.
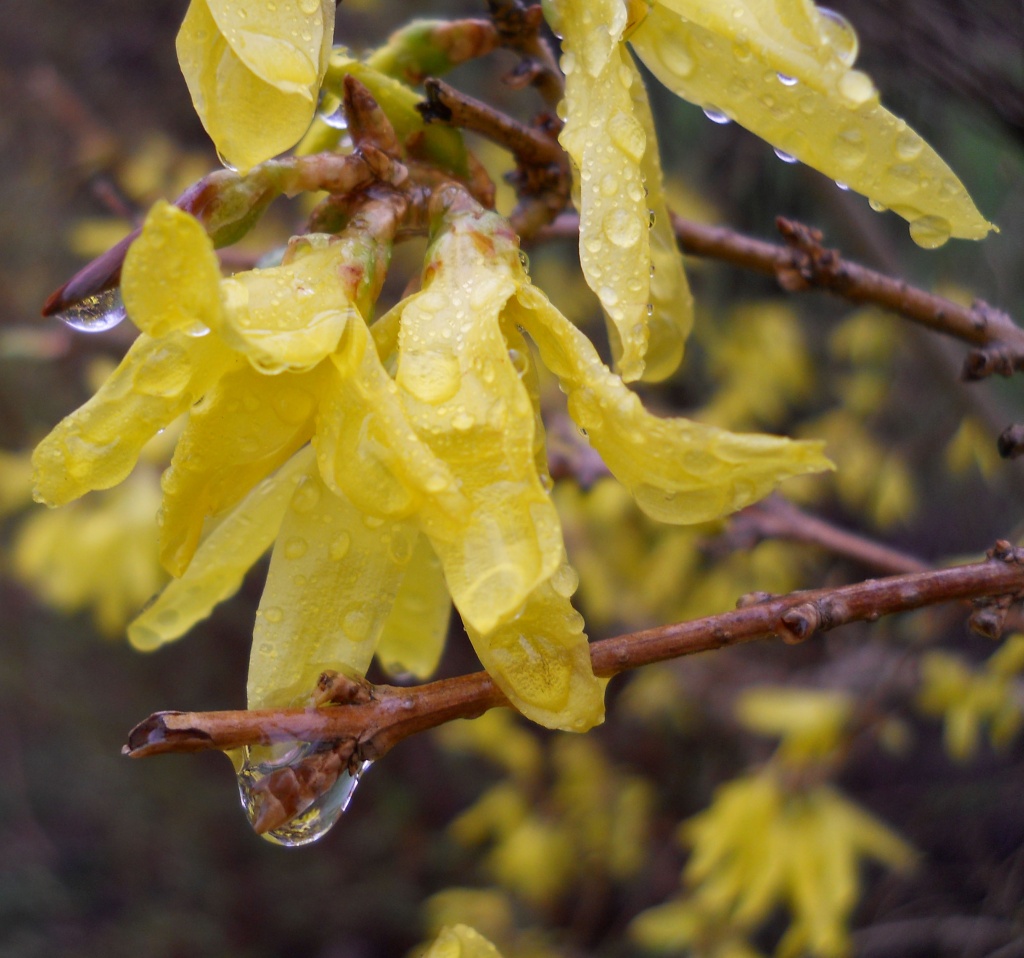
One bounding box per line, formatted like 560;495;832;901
32;0;989;740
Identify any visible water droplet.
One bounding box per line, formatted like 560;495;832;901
318;104;348;130
290;478;322;514
297;0;320;14
776;72;798;87
517;249;530;272
236;743;370;846
262;606;284;624
508;349;528;378
451;411;474;431
702;105;732;125
868;198;888;213
895;130;923;161
648;209;656;228
551;564;579;599
284;537;308;560
908;214;952;250
834;127;867;169
652;30;694;78
215;149;239;172
818;8;859;67
54;288;127;333
838;70;876;107
608;110;646;162
603;208;642;248
329;531;351;561
835;180;850;191
773;147;799;164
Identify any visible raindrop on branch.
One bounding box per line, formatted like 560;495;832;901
54;288;128;333
236;742;371;846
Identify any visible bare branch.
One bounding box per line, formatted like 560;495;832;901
124;542;1024;761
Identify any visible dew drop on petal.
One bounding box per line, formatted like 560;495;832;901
838;70;876;107
868;198;888;212
54;288;128;333
776;72;798;87
818;7;859;67
908;214;952;249
895;130;924;161
702;105;732;125
773;147;799;164
602;208;642;248
215;149;239;172
835;180;850;191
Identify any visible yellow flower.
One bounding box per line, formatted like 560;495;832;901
34;186;830;733
422;925;506;958
635;770;915;958
176;0;336;172
917;636;1024;760
549;0;993;378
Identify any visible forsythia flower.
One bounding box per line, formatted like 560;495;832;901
917;635;1024;760
177;0;336;172
549;0;993;379
633;772;915;958
422;925;506;958
33;184;830;733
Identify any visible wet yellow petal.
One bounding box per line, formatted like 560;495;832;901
247;463;415;709
396;212;563;634
32;331;241;506
158;365;322;576
121;201;223;338
375;533;451;681
627;54;694;382
510;283;832;524
177;0;335;171
316;317;459;519
128;446;314;651
217;236;357;374
422;925;505;958
556;0;652;381
464;570;606;732
632;3;992;243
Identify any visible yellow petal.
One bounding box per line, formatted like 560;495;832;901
375;533;451;681
122;201;223;338
396;214;563;634
32;331;241;506
158;365;322;576
626;52;694;382
128;446;314;650
247;463;415;709
217;237;357;374
177;0;335;171
464;568;606;732
510;283;833;524
422;925;505;958
316;317;459;519
632;3;993;242
556;0;652;381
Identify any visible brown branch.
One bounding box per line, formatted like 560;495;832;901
486;0;565;108
420;78;562;167
725;495;929;576
536;212;1024;377
125;541;1024;762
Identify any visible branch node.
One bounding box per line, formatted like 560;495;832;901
997;424;1024;459
778;602;821;644
969;594;1014;640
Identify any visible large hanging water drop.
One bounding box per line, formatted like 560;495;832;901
54;288;127;333
235;741;370;846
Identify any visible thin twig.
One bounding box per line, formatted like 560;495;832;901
124;541;1024;761
535;212;1024;374
725;495;929;576
486;0;565;109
